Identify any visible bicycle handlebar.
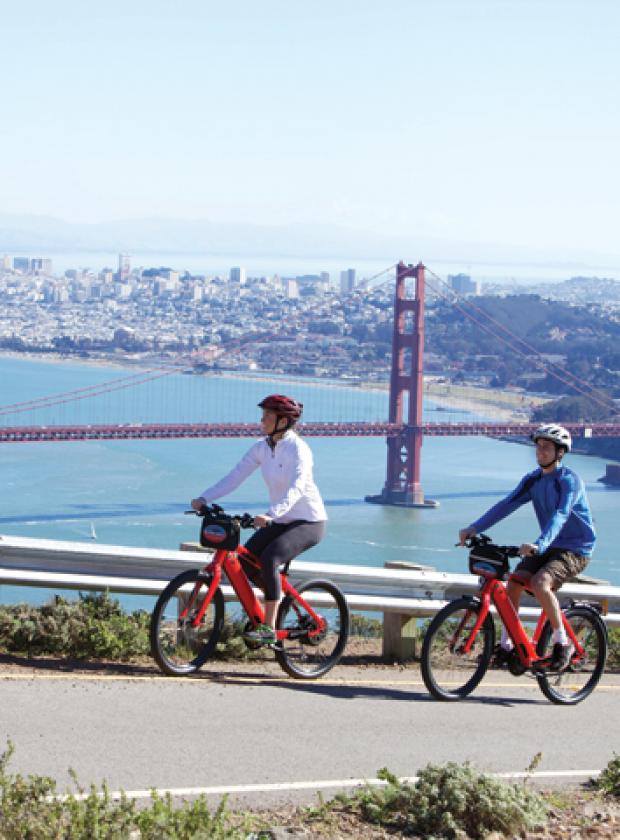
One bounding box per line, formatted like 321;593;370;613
462;533;521;558
465;534;519;557
185;504;256;529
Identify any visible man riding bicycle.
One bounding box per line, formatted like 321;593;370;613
459;423;596;673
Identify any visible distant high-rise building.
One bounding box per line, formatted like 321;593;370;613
448;273;479;296
340;268;356;294
13;257;30;273
163;270;180;286
118;252;131;283
284;278;299;299
30;258;53;275
230;266;246;285
1;255;11;271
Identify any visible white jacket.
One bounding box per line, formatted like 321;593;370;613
199;431;327;524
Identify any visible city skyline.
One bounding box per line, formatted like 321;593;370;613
2;2;620;265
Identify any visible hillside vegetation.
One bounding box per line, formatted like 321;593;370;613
427;295;620;421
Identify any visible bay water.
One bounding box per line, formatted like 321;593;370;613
1;354;619;612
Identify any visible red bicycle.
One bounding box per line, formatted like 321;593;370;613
150;504;349;680
421;534;608;705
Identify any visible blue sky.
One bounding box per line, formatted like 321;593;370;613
1;1;619;258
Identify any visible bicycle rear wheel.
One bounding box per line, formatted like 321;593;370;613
274;579;349;679
536;605;607;705
421;598;494;701
150;569;225;676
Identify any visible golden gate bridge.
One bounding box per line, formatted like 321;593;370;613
2;262;619;507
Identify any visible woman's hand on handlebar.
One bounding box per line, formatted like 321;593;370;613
254;514;273;528
190;498;205;512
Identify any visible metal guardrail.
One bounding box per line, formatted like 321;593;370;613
1;534;619;626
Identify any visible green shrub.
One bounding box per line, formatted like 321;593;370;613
0;740;253;839
0;595;273;664
593;754;620;797
349;613;383;638
606;627;620;671
0;593;150;661
354;763;547;839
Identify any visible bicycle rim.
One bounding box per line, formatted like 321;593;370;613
536;606;607;705
274;579;349;679
150;569;224;675
421;598;494;701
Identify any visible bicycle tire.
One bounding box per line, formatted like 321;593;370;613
536;605;607;705
274;579;349;679
150;569;225;676
421;597;494;701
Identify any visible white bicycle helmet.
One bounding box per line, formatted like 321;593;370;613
531;423;572;452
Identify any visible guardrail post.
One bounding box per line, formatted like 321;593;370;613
383;613;421;661
381;561;435;661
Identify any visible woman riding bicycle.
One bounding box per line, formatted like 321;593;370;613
458;423;596;673
191;394;327;646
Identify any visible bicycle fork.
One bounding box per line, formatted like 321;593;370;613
181;564;222;627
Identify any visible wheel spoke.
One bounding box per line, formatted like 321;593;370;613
275;580;349;679
536;607;606;704
150;570;224;675
422;599;493;700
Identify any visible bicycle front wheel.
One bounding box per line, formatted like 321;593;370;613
421;598;494;701
150;569;225;676
275;579;349;679
536;605;607;705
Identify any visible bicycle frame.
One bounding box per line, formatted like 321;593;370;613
461;576;587;669
180;545;327;642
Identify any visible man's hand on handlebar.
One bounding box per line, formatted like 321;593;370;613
190;498;205;512
519;543;538;557
458;527;476;546
254;514;273;529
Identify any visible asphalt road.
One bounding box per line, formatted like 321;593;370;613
2;663;619;808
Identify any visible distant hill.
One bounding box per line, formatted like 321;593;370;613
428;294;620;415
2;212;620;268
0;213;445;260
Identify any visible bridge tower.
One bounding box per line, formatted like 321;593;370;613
366;261;438;508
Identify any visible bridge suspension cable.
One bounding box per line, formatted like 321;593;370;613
0;365;183;417
425;268;617;415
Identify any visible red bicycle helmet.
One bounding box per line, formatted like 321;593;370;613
258;394;303;420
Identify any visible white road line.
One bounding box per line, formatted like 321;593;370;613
55;769;602;802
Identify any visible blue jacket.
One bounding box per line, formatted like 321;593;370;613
470;466;596;557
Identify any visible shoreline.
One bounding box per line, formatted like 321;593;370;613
0;349;545;423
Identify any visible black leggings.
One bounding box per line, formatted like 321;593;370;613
243;520;326;601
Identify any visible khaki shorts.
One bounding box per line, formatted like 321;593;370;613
513;548;589;589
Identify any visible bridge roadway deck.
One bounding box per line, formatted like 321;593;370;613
1;421;617;442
